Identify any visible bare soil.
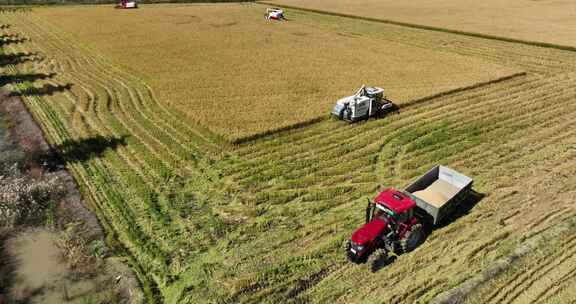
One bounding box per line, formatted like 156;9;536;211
0;92;143;303
6;229;95;303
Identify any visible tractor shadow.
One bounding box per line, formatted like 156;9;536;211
431;189;485;231
371;251;397;273
30;135;128;171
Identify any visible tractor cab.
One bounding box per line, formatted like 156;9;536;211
347;188;422;263
372;189;416;223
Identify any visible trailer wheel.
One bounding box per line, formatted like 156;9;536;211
401;224;424;253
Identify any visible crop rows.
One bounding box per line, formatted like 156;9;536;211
2;4;576;303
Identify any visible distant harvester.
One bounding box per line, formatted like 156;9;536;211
115;0;138;9
265;8;285;21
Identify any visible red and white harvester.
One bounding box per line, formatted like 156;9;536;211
265;8;285;21
115;0;138;9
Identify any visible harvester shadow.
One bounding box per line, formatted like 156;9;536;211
0;73;56;88
33;135;128;171
0;52;42;67
8;83;73;98
419;190;483;247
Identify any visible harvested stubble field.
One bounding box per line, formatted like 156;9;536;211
264;0;576;49
29;4;518;142
1;2;576;304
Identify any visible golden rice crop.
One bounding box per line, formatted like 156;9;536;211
32;3;517;142
3;3;576;304
265;0;576;48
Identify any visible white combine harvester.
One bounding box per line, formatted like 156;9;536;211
115;0;137;9
265;8;285;21
331;85;396;122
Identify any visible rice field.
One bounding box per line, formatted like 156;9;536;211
29;3;518;142
1;3;576;304
264;0;576;48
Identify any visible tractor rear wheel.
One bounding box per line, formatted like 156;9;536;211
401;224;424;253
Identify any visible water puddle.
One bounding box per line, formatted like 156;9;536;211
7;228;96;303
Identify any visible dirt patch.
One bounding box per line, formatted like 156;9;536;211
6;228;95;303
0;91;101;234
0;91;143;303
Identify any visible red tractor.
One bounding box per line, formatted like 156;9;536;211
347;165;473;263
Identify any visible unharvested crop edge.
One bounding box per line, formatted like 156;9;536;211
233;72;526;145
232;117;324;145
400;72;527;110
259;1;576;53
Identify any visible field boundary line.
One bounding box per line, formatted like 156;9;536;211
233;71;526;146
399;72;527;110
259;1;576;53
232;116;324;145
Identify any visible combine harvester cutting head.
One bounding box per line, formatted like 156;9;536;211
115;0;138;9
265;8;285;21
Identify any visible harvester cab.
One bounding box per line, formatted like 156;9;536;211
115;0;138;9
332;85;395;122
266;8;285;21
347;189;424;264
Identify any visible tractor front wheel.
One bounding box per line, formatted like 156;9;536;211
401;224;424;253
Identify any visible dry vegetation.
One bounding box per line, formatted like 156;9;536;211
1;2;576;304
30;3;517;142
265;0;576;48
